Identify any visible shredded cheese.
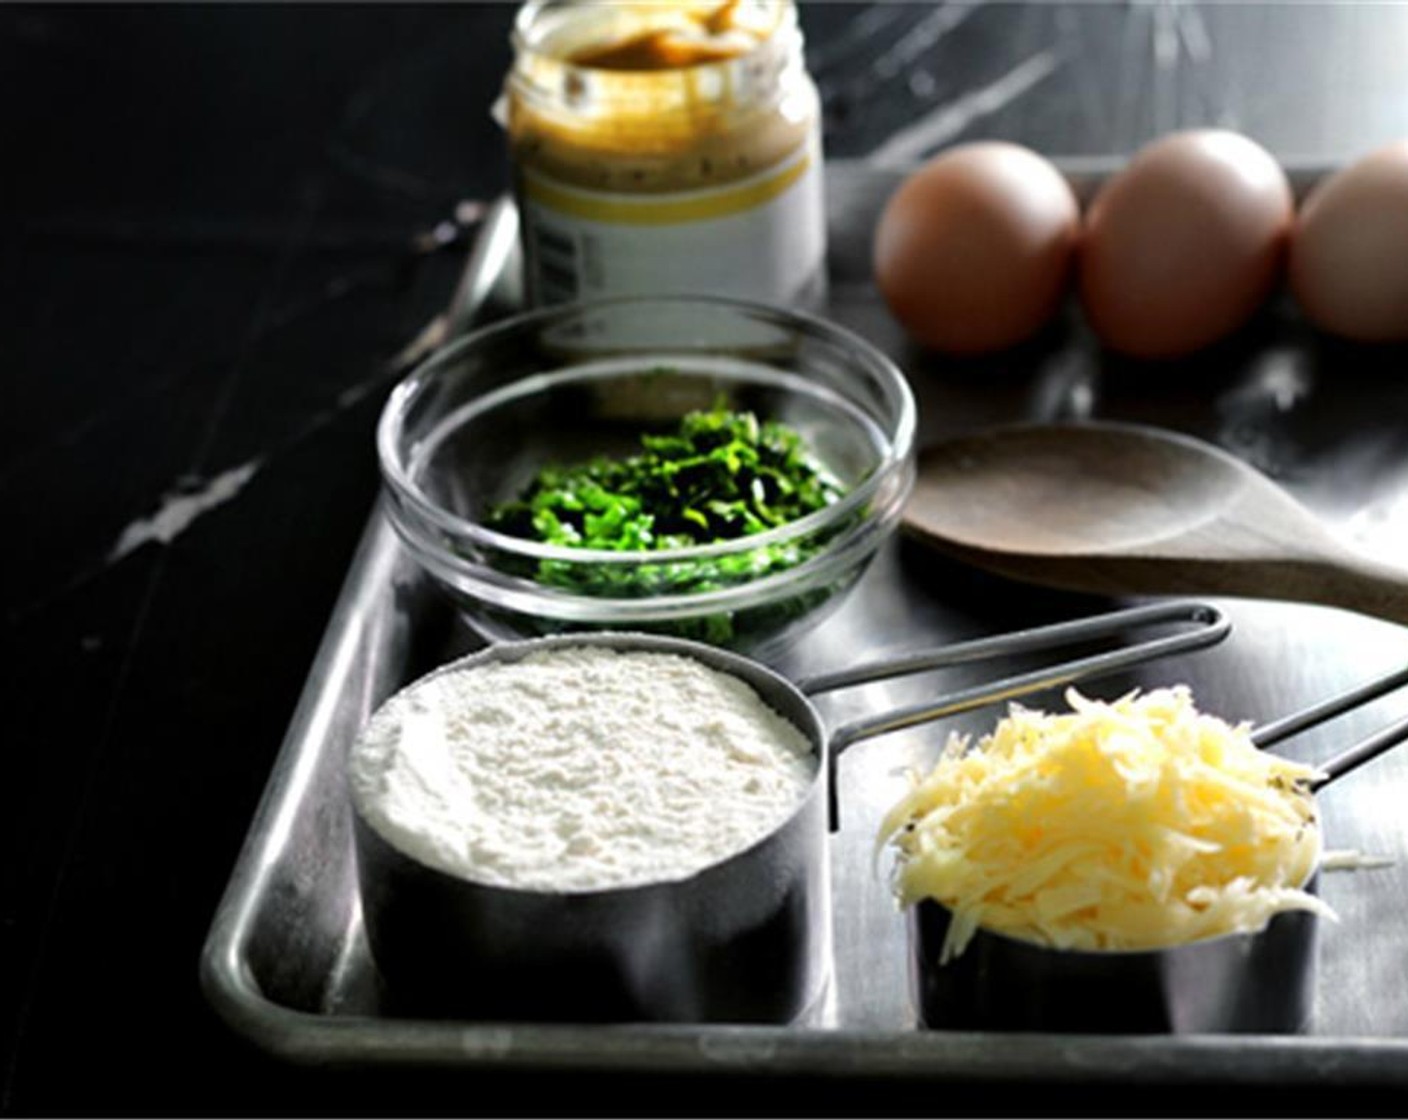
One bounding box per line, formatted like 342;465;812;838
878;686;1333;961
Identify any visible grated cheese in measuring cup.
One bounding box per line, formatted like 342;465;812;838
877;685;1334;962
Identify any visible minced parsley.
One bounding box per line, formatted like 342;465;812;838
484;403;847;608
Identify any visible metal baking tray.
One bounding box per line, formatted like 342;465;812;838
201;159;1408;1085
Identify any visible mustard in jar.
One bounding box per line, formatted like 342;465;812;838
502;0;827;308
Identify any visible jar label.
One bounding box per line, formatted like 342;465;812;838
516;138;827;309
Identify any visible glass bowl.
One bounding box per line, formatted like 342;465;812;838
376;296;916;658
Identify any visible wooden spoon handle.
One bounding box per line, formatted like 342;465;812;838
1099;552;1408;627
903;529;1408;628
1296;552;1408;627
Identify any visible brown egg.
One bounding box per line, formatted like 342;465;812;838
873;142;1079;355
1079;130;1293;359
1290;141;1408;343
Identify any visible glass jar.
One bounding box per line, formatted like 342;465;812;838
502;0;827;310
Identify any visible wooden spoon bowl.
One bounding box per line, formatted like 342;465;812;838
902;422;1408;625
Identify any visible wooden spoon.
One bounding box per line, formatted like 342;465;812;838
902;421;1408;625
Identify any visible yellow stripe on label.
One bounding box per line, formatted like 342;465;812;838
522;152;813;226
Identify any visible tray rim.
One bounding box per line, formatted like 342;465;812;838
198;509;1408;1081
199;156;1408;1082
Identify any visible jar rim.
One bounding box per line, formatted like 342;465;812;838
510;0;799;90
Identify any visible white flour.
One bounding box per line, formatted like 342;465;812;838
349;646;817;891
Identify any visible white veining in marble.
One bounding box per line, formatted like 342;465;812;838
108;460;261;562
860;1;984;88
820;3;985;93
864;50;1061;169
806;2;914;78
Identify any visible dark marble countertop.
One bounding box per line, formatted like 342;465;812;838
6;4;1408;1115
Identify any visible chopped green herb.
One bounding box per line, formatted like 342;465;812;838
486;403;845;558
480;402;853;644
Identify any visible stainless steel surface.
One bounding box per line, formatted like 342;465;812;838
446;195;522;337
352;632;833;1026
202;160;1408;1082
909;882;1321;1035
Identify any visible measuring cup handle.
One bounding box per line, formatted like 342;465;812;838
1251;661;1408;789
1316;712;1408;789
821;601;1230;831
